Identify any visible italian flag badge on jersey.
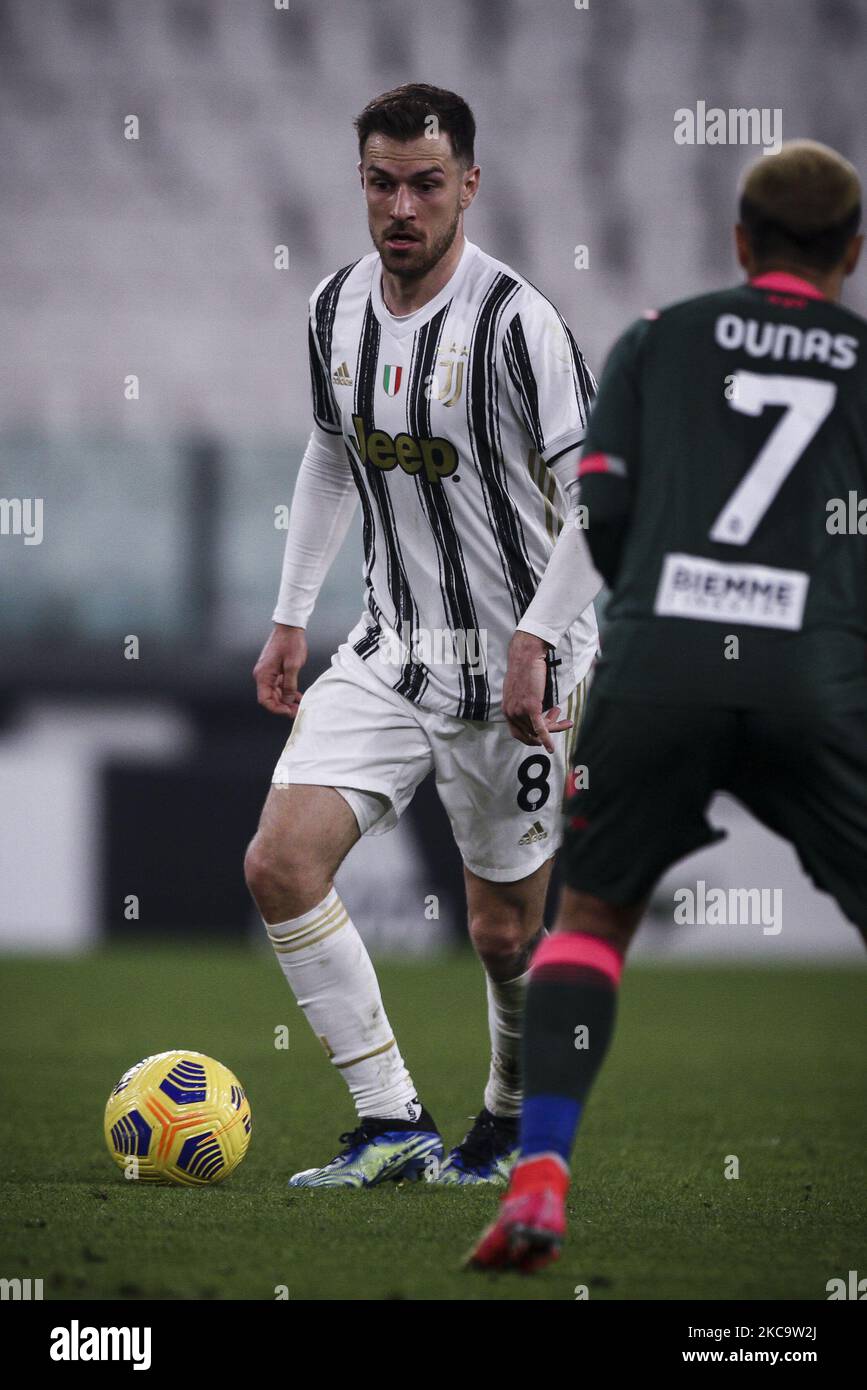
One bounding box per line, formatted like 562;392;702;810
382;364;402;395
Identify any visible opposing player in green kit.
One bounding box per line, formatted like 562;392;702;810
469;139;867;1272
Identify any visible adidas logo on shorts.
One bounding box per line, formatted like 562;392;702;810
518;821;548;846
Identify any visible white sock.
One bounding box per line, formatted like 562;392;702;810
266;888;421;1123
483;969;528;1119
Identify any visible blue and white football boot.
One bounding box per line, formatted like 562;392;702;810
288;1107;443;1189
434;1107;520;1186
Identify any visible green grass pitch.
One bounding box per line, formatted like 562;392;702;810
1;945;864;1301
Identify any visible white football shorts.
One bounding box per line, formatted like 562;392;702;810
271;642;587;882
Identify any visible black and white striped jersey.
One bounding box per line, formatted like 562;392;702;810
308;238;599;720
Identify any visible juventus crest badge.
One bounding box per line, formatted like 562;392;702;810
426;358;465;406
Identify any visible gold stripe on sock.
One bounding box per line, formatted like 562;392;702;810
268;896;345;947
271;911;349;955
269;893;341;940
334;1037;397;1070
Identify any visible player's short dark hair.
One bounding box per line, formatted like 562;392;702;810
740;196;861;271
354;84;476;167
738;139;862;272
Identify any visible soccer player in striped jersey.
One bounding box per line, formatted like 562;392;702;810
245;84;602;1187
469;140;867;1270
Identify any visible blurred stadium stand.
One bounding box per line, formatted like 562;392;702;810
2;0;864;956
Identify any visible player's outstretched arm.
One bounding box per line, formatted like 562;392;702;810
576;316;647;585
518;500;603;643
254;426;357;717
506;495;602;747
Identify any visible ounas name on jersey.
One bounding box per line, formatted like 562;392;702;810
580;276;867;708
307;239;599;721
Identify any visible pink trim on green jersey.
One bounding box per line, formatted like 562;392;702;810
750;271;826;301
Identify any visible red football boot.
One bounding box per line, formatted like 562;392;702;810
464;1154;569;1273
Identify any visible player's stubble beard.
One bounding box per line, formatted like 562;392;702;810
371;196;463;283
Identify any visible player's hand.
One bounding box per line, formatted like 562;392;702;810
253;623;307;717
503;630;573;752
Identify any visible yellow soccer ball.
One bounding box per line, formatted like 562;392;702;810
104;1050;252;1185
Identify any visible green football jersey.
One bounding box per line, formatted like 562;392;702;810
579;272;867;709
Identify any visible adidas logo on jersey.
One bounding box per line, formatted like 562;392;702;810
518;821;548;846
332;362;353;386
